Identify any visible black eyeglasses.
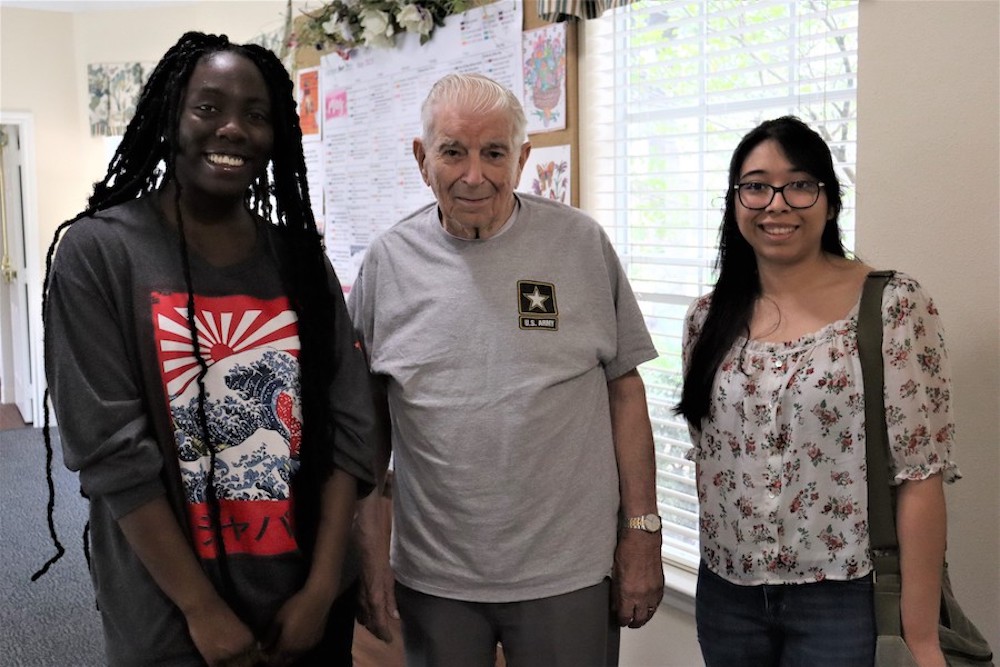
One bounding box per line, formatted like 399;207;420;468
733;180;825;210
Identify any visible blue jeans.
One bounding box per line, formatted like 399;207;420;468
696;561;876;667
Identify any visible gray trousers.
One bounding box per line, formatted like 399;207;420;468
395;578;621;667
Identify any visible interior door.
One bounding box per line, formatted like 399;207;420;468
1;124;33;423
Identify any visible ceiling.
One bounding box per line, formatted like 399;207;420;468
2;1;197;12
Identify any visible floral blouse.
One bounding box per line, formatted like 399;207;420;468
683;273;960;585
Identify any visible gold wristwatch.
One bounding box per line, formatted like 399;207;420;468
622;513;662;533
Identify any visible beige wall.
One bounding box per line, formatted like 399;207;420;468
855;0;1000;654
1;8;82;270
1;2;299;269
2;1;997;664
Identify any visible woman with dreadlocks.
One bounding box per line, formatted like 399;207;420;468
42;32;375;666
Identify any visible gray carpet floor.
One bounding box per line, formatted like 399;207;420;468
1;427;105;665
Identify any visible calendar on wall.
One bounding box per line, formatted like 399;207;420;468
314;0;524;289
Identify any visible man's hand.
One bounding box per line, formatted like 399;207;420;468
611;529;664;629
355;493;399;643
607;370;663;629
357;551;399;643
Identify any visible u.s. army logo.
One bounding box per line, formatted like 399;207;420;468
517;280;558;331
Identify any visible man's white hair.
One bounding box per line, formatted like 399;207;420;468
420;73;528;147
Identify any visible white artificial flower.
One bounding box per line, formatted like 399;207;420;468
360;7;394;47
322;13;356;44
396;4;434;37
321;13;341;35
334;19;355;43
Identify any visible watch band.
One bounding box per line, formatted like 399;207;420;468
622;513;662;532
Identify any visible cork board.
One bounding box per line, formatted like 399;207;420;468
289;0;580;206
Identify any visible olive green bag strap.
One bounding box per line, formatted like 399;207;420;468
861;271;995;666
857;270;904;638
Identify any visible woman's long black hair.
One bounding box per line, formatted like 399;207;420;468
674;116;848;427
34;32;337;591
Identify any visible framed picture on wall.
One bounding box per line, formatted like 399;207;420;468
522;23;567;134
296;67;321;140
518;144;571;205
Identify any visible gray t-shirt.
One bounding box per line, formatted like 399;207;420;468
45;196;375;665
349;193;657;602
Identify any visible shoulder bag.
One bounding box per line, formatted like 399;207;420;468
859;270;994;667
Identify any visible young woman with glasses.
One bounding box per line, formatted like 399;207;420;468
676;116;958;667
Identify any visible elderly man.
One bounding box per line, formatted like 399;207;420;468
348;73;663;666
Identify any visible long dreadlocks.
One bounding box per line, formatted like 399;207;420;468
34;33;337;593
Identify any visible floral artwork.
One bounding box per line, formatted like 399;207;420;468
88;64;111;136
88;62;154;137
86;32;286;139
518;144;572;204
522;23;567;133
533;159;568;202
296;0;473;60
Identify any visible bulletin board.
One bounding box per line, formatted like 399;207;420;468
290;0;580;288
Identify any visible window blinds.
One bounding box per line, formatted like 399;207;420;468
580;0;859;572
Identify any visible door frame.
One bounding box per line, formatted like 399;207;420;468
0;110;44;426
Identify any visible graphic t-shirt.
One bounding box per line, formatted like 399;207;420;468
153;292;304;559
46;196;376;665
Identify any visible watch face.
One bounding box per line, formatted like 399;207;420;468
644;514;662;531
